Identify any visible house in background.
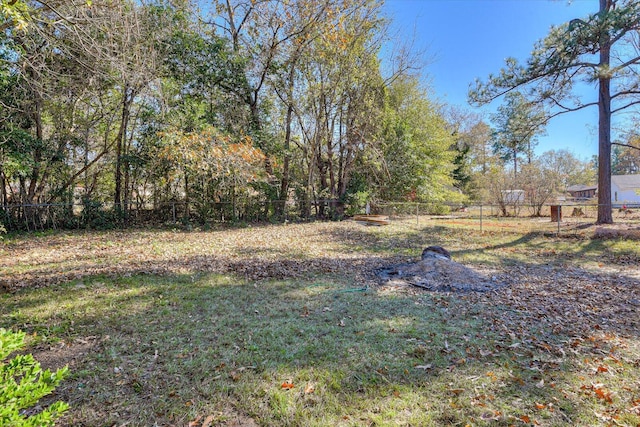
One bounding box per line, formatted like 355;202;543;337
501;189;525;204
611;174;640;206
567;184;597;200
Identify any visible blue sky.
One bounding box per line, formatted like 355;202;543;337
383;0;600;160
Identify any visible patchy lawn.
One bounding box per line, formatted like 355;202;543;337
1;219;639;426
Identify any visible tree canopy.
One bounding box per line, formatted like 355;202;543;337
2;0;625;231
470;0;640;224
0;0;465;230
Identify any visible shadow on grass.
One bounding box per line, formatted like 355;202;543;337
330;223;639;270
2;224;640;425
2;264;639;426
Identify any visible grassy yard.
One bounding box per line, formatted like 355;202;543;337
1;219;640;426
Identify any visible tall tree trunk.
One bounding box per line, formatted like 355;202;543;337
596;0;613;224
123;153;131;223
277;85;294;218
26;95;44;205
183;168;190;220
277;102;293;218
317;150;328;219
277;55;299;219
114;85;133;215
0;168;6;208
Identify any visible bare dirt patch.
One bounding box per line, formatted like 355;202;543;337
31;336;101;372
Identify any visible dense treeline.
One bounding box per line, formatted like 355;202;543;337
0;0;465;229
0;0;601;231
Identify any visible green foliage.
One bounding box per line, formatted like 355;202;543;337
79;197;117;230
380;76;456;202
490;91;546;173
342;172;371;216
0;0;462;229
0;0;30;30
163;28;249;131
0;328;69;426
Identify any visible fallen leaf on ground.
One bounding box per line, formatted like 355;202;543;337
202;415;214;427
415;364;432;370
594;387;613;403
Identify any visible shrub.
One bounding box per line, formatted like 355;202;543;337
79;197;114;229
0;328;69;426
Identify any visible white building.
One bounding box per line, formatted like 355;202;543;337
611;175;640;206
501;189;525;204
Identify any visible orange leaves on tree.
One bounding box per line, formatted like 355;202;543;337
156;126;266;185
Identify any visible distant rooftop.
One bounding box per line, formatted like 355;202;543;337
566;184;597;192
566;175;640;192
611;174;640;191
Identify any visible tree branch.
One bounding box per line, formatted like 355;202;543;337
611;54;640;73
612;141;640;151
612;99;640;113
610;88;640;99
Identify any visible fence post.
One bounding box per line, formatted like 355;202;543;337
416;203;419;226
480;204;483;233
172;202;176;223
557;204;561;234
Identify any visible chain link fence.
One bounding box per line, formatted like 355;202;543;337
0;199;301;232
371;202;640;234
1;199;638;233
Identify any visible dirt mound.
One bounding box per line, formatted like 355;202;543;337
376;253;506;293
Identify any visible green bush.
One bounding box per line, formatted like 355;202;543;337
0;328;69;426
80;197;116;229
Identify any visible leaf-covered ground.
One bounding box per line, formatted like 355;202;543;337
1;219;639;426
